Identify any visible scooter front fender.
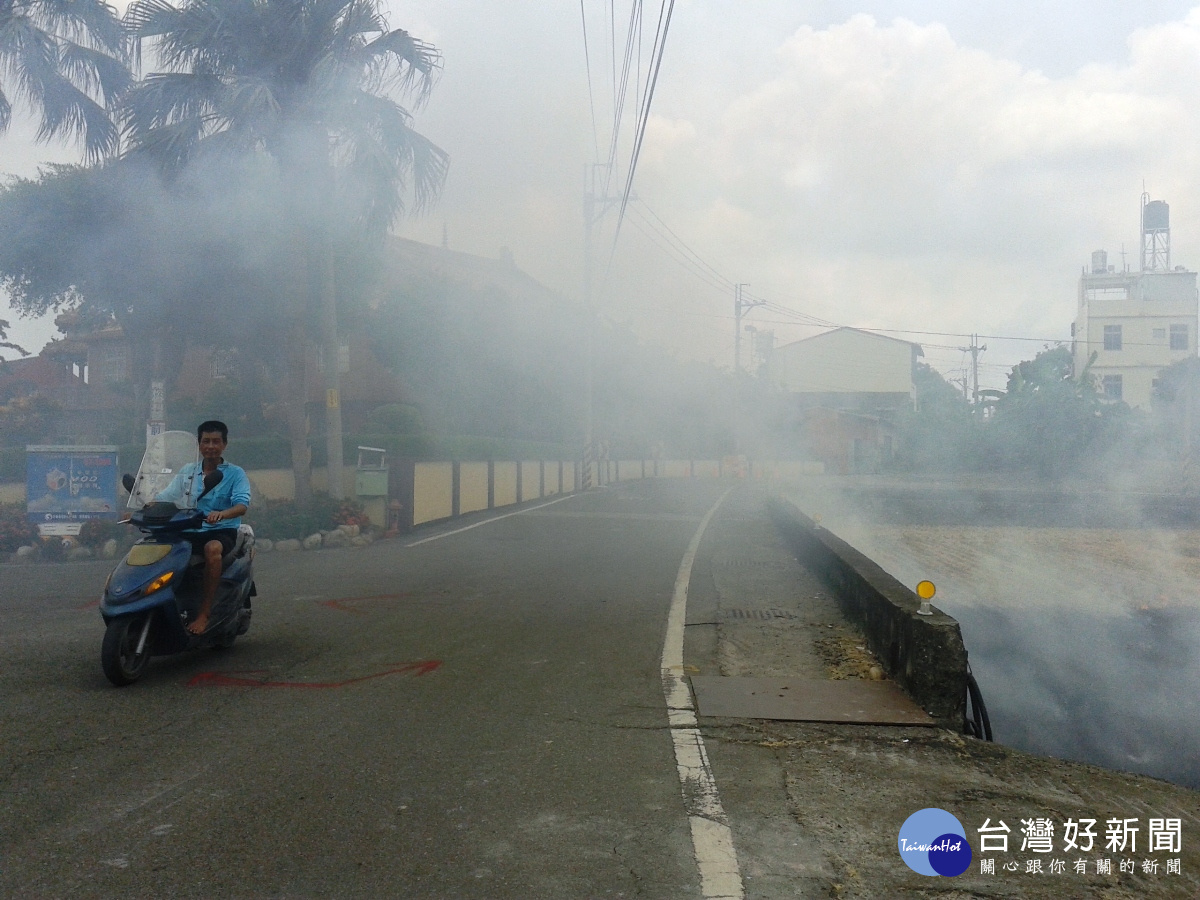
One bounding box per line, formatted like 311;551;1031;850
101;588;194;656
100;587;180;623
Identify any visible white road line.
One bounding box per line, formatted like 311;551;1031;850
404;493;577;546
662;488;743;900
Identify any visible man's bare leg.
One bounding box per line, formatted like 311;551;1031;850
187;538;223;635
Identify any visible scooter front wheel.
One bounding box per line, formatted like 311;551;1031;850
102;613;154;686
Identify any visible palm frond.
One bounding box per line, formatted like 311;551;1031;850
221;75;280;133
124;0;184;39
57;39;133;105
359;28;440;104
336;0;386;44
0;1;127;158
123;113;208;173
36;74;119;162
32;0;127;58
6;14;59;105
122;70;220;129
334;89;447;222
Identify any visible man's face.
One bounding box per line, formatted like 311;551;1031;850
199;431;227;461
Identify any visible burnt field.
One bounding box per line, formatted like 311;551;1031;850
787;483;1200;789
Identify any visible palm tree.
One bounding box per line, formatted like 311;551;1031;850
121;0;449;503
0;0;129;163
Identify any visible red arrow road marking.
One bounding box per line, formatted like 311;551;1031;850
318;593;410;614
186;660;441;689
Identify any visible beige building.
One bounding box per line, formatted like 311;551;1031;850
765;326;921;410
764;327;922;474
1072;198;1199;410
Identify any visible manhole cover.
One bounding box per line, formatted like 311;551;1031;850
722;608;797;621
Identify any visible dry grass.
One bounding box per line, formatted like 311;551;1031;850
813;630;885;680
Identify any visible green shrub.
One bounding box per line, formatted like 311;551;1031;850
0;502;37;552
245;493;369;540
78;518;123;549
307;494;371;530
245;499;319;541
40;535;66;561
362;404;424;435
227;435;292;469
0;447;22;482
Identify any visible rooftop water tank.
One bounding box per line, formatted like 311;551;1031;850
1143;200;1170;232
1091;250;1108;274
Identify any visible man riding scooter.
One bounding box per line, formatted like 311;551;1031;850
155;420;252;634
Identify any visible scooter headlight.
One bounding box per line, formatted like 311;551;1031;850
143;570;174;596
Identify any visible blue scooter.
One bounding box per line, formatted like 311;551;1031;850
100;468;256;686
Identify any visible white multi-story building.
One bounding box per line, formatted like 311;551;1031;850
1072;197;1199;410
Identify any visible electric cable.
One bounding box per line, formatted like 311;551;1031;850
625;211;731;296
604;0;644;195
609;0;675;260
965;663;993;742
579;0;601;164
636;200;734;291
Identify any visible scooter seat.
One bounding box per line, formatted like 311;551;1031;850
222;525;255;569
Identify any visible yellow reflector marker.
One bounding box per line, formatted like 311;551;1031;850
127;544;172;566
916;579;936;616
144;570;174;596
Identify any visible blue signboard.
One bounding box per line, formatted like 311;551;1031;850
26;445;120;527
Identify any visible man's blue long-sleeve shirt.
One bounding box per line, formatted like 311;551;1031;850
155;461;252;531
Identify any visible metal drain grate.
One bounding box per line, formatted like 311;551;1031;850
717;558;787;569
722;608;797;621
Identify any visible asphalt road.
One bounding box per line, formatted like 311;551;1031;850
0;479;733;899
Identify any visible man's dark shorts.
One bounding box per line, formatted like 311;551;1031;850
185;528;238;558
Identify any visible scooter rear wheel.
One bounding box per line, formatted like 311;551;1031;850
102;613;153;686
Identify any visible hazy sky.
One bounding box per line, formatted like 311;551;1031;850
5;1;1200;391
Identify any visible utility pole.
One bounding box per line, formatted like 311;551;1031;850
734;284;764;374
733;284;765;456
582;164;617;489
970;334;986;407
957;334;987;408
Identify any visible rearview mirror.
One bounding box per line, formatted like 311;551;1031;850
121;473;135;493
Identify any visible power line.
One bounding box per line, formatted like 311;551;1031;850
637;201;734;290
610;0;675;260
605;0;642;188
624;210;731;296
579;0;601;163
613;193;1101;369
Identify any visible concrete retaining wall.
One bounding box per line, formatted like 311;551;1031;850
519;461;541;502
458;462;490;514
412;462;454;526
542;461;561;496
768;495;968;730
492;462;518;507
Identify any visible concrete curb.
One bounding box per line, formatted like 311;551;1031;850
767;494;968;730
